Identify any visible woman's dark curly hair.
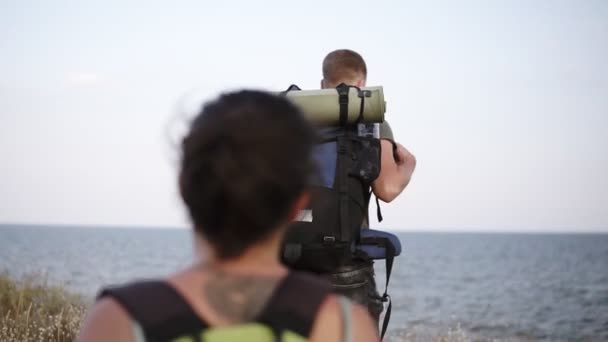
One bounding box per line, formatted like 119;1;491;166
179;90;316;259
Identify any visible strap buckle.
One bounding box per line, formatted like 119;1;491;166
358;89;372;98
323;236;336;244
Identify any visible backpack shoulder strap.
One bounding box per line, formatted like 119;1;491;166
256;271;333;337
98;280;208;341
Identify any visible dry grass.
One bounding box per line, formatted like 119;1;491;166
0;273;87;342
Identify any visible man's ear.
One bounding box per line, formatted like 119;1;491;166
356;79;366;88
320;79;326;89
287;191;311;222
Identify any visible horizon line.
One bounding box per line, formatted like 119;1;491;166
1;222;606;234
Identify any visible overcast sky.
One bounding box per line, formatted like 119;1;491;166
1;0;607;232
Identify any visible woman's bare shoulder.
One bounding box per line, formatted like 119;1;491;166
77;297;134;342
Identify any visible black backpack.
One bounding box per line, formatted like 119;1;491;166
280;84;381;272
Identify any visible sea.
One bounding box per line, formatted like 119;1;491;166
1;225;607;341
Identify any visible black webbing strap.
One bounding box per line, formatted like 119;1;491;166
380;241;395;340
336;83;350;126
280;84;302;95
375;196;383;223
356;89;366;123
98;280;208;341
359;237;395;340
337;135;351;243
256;272;333;338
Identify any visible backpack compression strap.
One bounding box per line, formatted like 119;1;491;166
380;243;395;340
256;271;333;338
98;280;208;342
358;236;396;340
337;134;352;245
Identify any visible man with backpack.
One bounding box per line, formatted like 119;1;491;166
281;49;416;336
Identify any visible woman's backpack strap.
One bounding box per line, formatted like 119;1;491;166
256;271;333;338
98;280;208;341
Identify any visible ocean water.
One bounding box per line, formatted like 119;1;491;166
1;225;607;341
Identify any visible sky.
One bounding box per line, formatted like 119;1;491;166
1;0;607;232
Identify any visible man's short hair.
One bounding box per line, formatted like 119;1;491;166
322;49;367;85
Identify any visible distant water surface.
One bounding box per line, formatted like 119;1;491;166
1;225;607;341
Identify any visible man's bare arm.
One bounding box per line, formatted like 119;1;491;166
372;139;416;203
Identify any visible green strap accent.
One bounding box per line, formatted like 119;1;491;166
194;323;307;342
282;330;308;342
202;324;274;341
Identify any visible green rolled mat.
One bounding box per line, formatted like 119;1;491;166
282;86;386;125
